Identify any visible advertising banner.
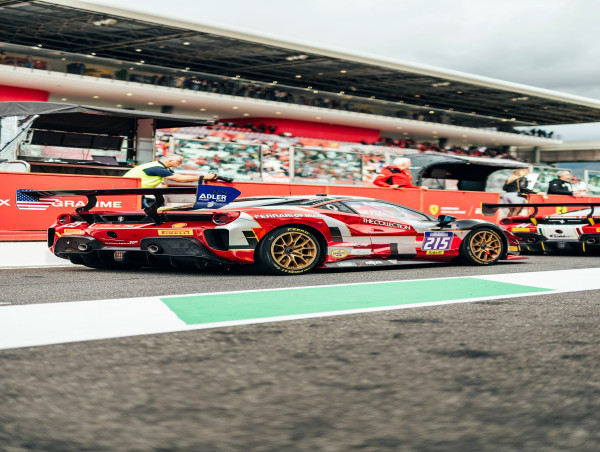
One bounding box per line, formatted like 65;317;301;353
0;172;140;235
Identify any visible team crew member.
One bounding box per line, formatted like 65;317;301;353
547;170;586;196
372;157;427;189
501;168;538;217
123;154;217;188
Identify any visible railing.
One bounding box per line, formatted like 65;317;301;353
0;159;30;172
584;170;600;195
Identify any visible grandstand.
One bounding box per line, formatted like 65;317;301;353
2;1;600;147
1;0;600;192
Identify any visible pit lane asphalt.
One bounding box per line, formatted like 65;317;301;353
1;255;599;451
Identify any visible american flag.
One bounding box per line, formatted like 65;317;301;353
16;190;60;211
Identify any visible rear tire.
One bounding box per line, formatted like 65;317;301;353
458;227;504;265
255;227;321;275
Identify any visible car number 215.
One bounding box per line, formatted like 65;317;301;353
421;232;453;250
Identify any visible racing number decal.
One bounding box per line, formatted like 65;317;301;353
421;231;453;251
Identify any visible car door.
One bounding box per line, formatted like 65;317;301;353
314;201;377;258
340;200;431;258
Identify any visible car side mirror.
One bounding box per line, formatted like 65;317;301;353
437;215;456;226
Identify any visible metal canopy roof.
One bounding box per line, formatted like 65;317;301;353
0;101;213;134
1;0;600;126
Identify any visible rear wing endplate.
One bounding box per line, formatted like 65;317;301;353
482;202;600;224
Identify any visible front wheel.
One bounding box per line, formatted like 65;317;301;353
458;228;505;265
255;227;321;275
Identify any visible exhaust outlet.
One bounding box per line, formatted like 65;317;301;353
526;238;537;243
77;243;89;251
585;238;597;244
147;244;161;254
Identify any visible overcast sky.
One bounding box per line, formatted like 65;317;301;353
89;0;600;140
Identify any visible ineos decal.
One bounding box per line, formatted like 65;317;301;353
0;199;10;207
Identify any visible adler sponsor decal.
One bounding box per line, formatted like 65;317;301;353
254;213;324;219
426;250;445;255
197;193;228;202
362;218;411;230
157;229;194;236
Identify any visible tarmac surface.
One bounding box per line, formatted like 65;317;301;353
0;244;599;451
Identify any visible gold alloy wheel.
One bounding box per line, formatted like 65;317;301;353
468;229;502;262
270;231;318;270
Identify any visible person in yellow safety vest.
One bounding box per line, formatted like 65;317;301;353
124;154;218;207
124;154;217;188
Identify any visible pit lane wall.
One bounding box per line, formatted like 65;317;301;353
0;172;140;241
2;173;598;241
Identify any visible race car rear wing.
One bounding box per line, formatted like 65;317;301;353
17;185;241;224
482;202;600;225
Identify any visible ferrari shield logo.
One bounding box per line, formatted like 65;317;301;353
429;205;439;215
555;206;568;214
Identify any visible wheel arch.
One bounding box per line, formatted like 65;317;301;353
255;223;328;266
456;221;510;259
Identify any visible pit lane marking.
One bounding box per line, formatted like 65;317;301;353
1;268;599;350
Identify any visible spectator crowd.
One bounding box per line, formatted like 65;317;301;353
0;48;558;137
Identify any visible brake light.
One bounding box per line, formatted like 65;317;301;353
212;211;240;225
57;214;71;225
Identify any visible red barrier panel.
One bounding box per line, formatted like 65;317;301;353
5;174;596;241
0;172;140;238
228;182;498;221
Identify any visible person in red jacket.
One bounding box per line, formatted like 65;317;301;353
373;157;426;189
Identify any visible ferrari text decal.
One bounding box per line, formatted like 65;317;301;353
92;224;153;228
254;214;324;219
362;218;411;230
157;229;194;236
104;240;139;245
421;231;453;251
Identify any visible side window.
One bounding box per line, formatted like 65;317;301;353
315;202;355;214
344;201;430;221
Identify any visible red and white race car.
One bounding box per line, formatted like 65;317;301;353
483;201;600;254
21;185;523;274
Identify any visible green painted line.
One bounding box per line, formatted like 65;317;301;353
160;278;552;325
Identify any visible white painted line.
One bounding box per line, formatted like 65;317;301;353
0;242;76;269
476;268;600;291
0;265;75;270
0;268;599;351
0;297;185;350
